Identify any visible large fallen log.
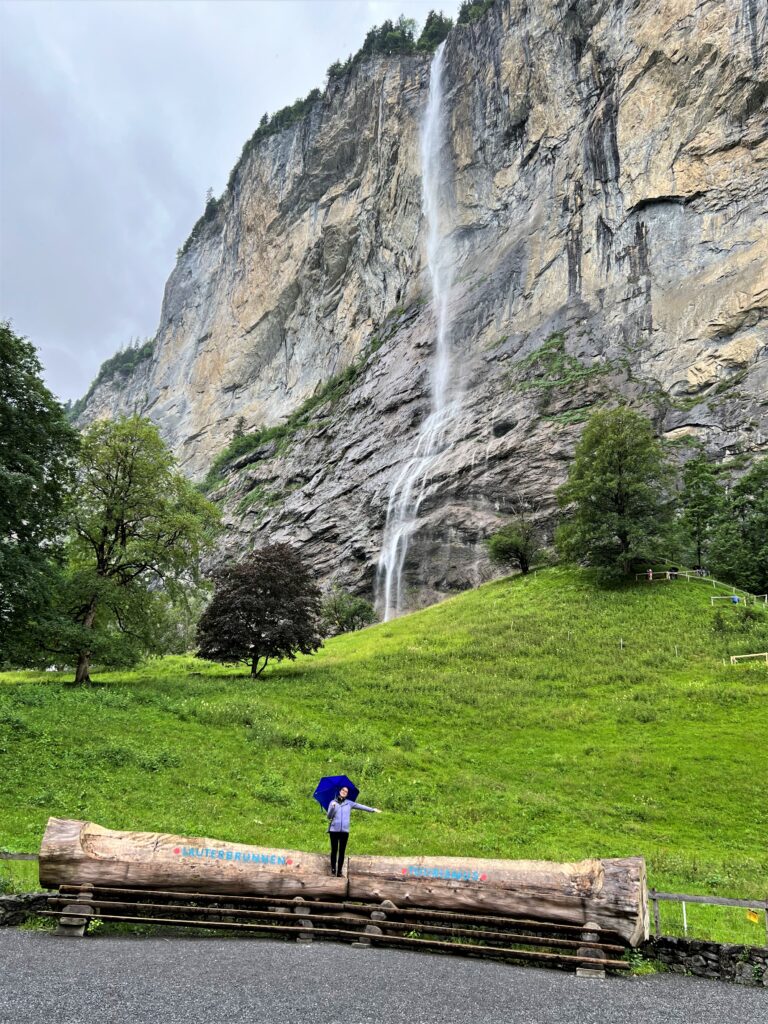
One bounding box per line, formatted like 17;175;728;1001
39;818;648;945
39;818;342;899
350;853;648;946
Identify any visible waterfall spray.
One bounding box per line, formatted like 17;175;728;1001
376;42;458;621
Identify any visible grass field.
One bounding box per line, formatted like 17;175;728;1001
2;568;767;944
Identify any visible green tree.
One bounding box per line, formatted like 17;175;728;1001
417;10;453;51
196;545;323;676
679;453;723;567
487;506;542;576
708;458;768;593
40;416;220;682
0;322;77;662
320;586;376;636
556;407;675;575
457;0;495;25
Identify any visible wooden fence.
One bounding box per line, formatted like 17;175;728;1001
649;889;768;946
634;570;757;601
729;652;768;665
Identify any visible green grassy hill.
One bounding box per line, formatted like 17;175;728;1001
2;568;767;942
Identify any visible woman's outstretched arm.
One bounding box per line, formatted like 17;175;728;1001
349;802;381;813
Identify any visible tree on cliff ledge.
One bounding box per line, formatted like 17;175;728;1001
556;407;674;575
41;417;220;683
196;545;323;677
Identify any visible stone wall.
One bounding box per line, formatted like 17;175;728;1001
643;935;768;987
0;893;48;927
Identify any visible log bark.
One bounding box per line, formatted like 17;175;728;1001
349;853;648;946
39;818;343;900
39;819;648;945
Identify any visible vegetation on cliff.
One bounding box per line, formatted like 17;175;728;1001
202;337;384;492
2;568;766;944
68;338;155;421
181;8;460;251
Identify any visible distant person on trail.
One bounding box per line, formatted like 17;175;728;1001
327;786;381;877
647;569;653;582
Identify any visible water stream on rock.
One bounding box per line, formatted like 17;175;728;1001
376;42;458;621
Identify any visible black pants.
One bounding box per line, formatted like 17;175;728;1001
329;831;348;875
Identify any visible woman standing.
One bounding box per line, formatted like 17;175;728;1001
327;785;380;876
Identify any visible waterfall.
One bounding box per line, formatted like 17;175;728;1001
376;42;458;622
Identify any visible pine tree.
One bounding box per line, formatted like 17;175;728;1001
679;453;723;568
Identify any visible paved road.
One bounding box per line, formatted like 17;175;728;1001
2;930;765;1024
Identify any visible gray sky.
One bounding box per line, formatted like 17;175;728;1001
0;0;458;402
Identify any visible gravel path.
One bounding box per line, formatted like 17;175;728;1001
2;930;765;1024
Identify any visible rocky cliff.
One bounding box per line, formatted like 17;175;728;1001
80;0;768;611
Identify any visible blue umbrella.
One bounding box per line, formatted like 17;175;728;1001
313;774;359;810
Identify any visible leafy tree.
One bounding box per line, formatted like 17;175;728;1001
320;587;376;636
196;545;323;676
708;457;768;593
38;416;220;682
679;453;723;567
417;10;453;51
487;506;542;576
556;407;675;575
0;323;78;662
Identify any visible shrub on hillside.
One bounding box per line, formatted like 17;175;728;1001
320;587;377;636
487;506;543;576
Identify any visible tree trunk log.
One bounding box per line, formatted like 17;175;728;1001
39;818;648;945
74;655;91;684
348;853;648;946
39;818;342;900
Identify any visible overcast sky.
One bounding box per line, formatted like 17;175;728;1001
0;0;459;402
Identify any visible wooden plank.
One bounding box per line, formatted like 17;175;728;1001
0;852;38;861
58;885;617;936
55;886;598;930
651;892;767;910
38;912;630;969
44;898;625;952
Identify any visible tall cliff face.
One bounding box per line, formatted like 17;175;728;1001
81;0;768;610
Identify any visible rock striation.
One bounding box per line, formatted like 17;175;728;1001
80;0;768;611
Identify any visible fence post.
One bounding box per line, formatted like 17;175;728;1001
682;900;687;937
651;889;660;938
